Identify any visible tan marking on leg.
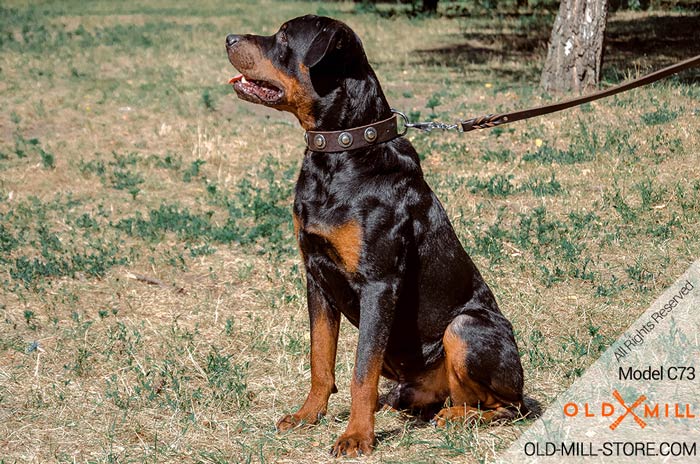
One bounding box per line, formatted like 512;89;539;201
277;303;339;431
331;354;381;457
390;363;449;409
409;364;450;408
444;327;483;406
437;322;523;426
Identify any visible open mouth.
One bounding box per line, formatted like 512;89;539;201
229;74;283;104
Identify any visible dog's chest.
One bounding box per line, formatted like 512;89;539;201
293;154;365;276
294;211;362;275
293;182;363;324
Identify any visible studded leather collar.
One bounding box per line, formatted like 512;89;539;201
304;114;401;153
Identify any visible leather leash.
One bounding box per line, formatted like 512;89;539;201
305;54;700;153
458;53;700;132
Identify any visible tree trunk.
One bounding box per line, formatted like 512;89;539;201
540;0;609;93
422;0;439;13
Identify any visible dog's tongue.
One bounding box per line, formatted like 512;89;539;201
229;74;244;84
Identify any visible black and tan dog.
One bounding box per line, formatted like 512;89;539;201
225;15;525;458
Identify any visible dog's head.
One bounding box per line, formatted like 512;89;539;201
225;15;377;130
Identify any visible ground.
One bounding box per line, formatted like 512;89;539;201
0;1;699;462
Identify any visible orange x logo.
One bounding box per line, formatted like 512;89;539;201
609;390;647;430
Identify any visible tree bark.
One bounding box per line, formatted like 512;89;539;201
422;0;439;13
540;0;609;93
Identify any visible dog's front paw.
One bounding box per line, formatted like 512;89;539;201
330;431;374;457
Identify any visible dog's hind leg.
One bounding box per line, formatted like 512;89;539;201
434;311;525;427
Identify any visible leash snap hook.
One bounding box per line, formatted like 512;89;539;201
392;109;460;133
412;121;460;132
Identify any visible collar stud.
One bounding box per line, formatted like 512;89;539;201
313;134;327;149
363;127;377;143
338;132;353;148
304;113;399;153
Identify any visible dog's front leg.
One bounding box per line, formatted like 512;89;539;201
331;280;397;457
277;279;340;431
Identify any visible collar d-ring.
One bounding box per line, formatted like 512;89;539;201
391;108;410;136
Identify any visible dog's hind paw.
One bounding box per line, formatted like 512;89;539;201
276;413;304;431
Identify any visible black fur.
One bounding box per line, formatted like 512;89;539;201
226;15;524;457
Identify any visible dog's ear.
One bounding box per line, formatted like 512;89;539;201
303;25;347;68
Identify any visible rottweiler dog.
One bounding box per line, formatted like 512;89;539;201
225;15;525;458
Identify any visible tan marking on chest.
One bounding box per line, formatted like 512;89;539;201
292;213;301;241
306;220;363;273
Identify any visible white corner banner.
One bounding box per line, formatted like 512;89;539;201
500;259;700;463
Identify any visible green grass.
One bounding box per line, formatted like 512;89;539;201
0;1;698;462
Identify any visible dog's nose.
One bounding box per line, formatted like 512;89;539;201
226;34;240;47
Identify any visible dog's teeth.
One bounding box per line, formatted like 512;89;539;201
241;76;248;84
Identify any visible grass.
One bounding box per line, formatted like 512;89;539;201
0;1;699;462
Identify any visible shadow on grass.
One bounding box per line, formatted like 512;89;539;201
336;393;543;433
410;12;699;84
604;14;700;84
375;427;405;443
409;14;553;81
